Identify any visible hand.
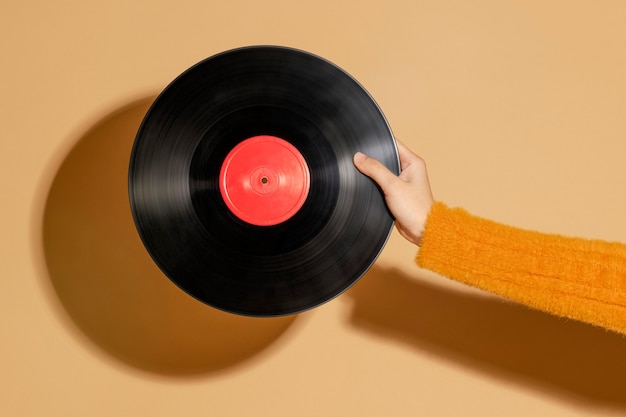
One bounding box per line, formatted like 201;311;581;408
353;141;434;246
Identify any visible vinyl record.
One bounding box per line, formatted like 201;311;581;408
129;46;399;316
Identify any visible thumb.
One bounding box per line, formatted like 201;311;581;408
353;152;397;191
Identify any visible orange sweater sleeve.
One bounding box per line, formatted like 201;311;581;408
416;202;626;334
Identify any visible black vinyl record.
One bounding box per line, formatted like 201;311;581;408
129;46;399;316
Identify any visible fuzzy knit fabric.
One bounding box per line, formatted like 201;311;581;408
416;202;626;335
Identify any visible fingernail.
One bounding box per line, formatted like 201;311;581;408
354;152;367;164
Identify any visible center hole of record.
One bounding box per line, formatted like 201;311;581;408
219;135;311;226
249;166;279;195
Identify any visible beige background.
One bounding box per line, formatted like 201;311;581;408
4;1;626;416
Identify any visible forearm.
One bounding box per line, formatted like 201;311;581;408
416;202;626;334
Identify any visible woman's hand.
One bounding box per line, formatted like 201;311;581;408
353;141;434;246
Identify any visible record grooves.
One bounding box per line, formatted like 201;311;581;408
129;46;399;316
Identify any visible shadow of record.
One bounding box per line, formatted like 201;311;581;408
42;97;297;376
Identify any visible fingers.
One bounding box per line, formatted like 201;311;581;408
353;142;427;191
353;151;398;191
395;140;424;171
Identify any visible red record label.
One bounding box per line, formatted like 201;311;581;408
219;136;310;226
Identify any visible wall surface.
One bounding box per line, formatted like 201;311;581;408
4;1;626;416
